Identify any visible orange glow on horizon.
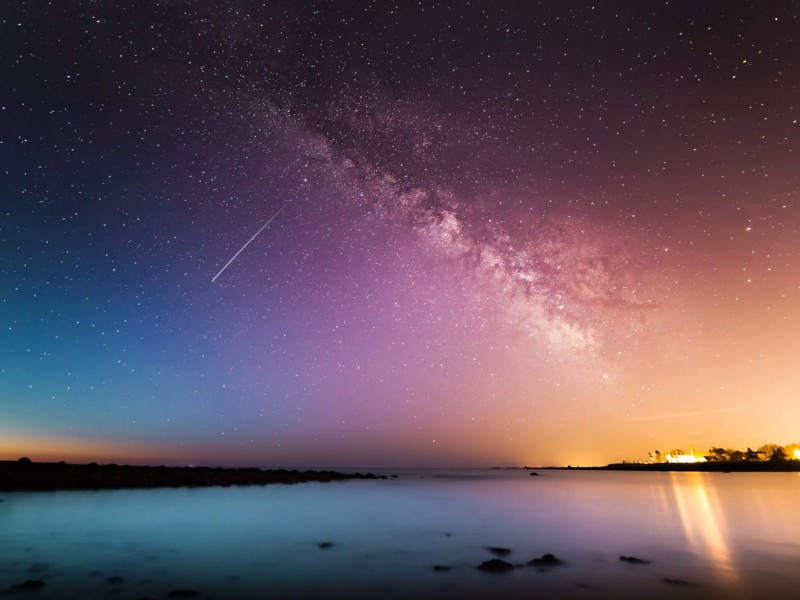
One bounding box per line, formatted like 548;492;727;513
0;430;185;466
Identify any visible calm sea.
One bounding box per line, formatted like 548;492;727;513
1;469;798;599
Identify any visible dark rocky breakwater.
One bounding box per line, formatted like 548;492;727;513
0;457;382;491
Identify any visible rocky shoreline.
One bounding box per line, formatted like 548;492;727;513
0;458;382;491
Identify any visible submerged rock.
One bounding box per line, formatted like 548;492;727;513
477;559;515;572
432;565;454;572
662;578;692;586
529;472;541;476
527;553;564;567
4;579;46;592
619;555;650;565
167;590;200;598
487;546;512;557
318;542;335;549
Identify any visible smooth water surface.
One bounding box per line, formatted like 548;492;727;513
1;470;799;598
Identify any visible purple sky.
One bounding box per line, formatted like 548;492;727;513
2;2;798;466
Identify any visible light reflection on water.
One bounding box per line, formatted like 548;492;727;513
1;470;799;599
669;472;737;588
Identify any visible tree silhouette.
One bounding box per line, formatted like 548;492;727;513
707;447;729;462
770;447;787;462
758;444;783;461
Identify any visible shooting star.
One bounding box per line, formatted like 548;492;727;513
211;201;289;283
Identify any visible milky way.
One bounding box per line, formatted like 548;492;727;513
2;2;798;466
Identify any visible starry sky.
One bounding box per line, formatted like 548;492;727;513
2;1;798;467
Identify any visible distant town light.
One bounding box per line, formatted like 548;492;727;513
660;449;707;464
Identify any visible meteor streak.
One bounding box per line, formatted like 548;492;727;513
211;202;289;283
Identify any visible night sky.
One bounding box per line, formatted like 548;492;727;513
2;1;798;467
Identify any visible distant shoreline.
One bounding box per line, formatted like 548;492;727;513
0;459;383;492
544;462;800;472
5;459;799;493
493;462;800;472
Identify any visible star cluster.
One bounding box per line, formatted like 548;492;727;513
1;2;798;466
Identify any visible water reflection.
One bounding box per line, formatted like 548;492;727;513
670;473;737;587
2;471;799;599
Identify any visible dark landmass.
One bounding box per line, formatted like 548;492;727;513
533;460;800;471
0;458;382;491
601;461;800;472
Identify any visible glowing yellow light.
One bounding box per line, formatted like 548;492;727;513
665;450;706;464
794;448;800;460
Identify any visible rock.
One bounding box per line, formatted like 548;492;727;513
167;590;199;598
529;472;540;476
619;555;650;565
106;575;124;584
477;559;515;572
662;578;691;586
432;565;454;572
4;579;46;592
487;546;512;556
318;542;334;549
527;553;563;567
